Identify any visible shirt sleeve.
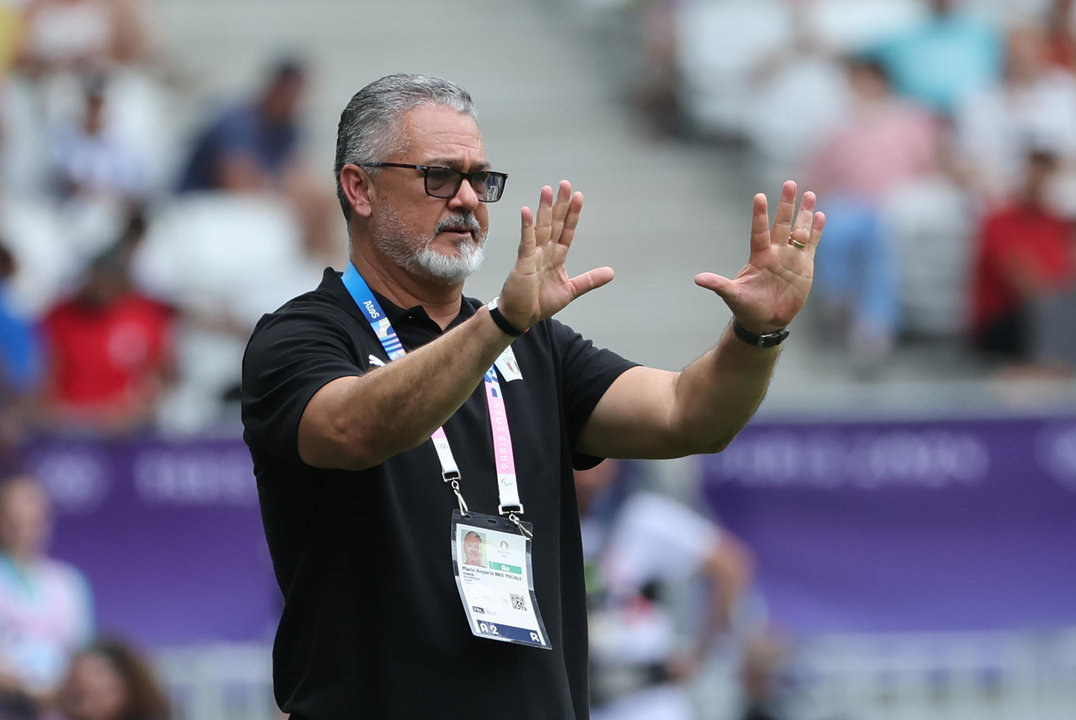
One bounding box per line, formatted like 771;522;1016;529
548;319;639;469
241;304;366;465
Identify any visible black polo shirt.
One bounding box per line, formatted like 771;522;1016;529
241;268;636;719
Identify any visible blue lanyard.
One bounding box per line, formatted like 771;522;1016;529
340;263;527;527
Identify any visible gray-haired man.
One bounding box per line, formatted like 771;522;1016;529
241;73;823;719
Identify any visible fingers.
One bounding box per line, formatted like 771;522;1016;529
787;191;816;250
559;190;584;249
518;206;536;261
808;210;826;249
535;181;582;249
785;193;826;258
749;193;770;253
534;185;555;246
550;181;572;245
771;180;798;241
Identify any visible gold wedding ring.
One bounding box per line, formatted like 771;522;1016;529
789;234;807;249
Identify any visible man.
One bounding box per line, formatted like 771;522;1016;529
176;57;342;266
241;73;824;719
576;459;754;720
462;530;485;567
970;148;1075;361
178;58;308;194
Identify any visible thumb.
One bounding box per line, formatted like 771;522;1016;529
569;266;615;300
695;272;735;301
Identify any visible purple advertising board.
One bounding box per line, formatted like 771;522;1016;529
702;414;1076;635
18;413;1076;648
23;436;279;648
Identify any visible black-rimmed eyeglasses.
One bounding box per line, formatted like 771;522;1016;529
359;163;508;203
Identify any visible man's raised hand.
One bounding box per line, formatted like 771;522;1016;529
694;180;825;334
498;180;615;330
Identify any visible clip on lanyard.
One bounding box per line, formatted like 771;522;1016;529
340;263;530;536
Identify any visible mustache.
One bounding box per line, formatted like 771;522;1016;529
434;213;482;236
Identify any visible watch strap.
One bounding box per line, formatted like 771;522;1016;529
487;298;526;337
732;320;789;347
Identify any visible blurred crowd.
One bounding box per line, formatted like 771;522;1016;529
1;0;1072;449
0;0;342;462
1;474;169;720
625;0;1076;377
2;2;1074;719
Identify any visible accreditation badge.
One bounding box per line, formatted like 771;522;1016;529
451;510;550;649
494;344;523;382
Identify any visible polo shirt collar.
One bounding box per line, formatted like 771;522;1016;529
321;267;480;332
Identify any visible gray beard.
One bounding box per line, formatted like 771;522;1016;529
373;206;486;286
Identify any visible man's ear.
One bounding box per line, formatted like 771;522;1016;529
339;164;373;219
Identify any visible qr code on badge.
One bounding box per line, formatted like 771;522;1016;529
510;593;527;611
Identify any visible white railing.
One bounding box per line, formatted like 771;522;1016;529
154;644;277;720
778;629;1076;720
151;629;1076;720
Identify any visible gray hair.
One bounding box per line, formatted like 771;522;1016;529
334;73;479;221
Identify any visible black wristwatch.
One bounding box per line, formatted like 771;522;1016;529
487;297;527;337
732;319;789;348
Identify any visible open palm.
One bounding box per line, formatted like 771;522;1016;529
499;180;614;329
695;181;826;333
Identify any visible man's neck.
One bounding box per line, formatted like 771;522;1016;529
349;245;464;330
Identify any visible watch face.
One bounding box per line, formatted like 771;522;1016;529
761;330;788;347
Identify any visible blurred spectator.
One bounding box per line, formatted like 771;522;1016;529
0;2;21;77
634;0;683;137
176;57;340;263
0;240;40;398
177;58;306;195
1044;0;1076;73
577;460;753;720
46;639;169;720
44;72;151;261
13;0;150;78
131;193;325;433
745;0;852;189
0;475;94;720
37;216;175;435
739;631;790;720
0;1;23;192
872;0;1001;117
0;239;41;467
48;73;146;203
955;24;1076;205
970;148;1076;363
806;55;942;369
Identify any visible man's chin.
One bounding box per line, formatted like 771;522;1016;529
410;245;485;285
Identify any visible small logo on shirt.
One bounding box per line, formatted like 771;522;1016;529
368;355;386;367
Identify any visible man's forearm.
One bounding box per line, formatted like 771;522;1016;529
577;322;780;460
298;306;514;470
669;322;779;454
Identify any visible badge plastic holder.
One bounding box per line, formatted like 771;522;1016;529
451;509;551;650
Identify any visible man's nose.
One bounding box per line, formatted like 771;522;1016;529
448;178;481;211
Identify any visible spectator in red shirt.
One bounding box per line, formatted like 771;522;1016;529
971;147;1076;361
1044;0;1076;75
38;223;174;434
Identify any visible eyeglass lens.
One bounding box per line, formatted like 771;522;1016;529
425;167;506;202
